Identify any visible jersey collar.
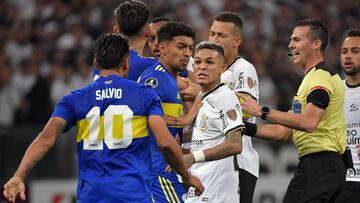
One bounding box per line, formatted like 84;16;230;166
201;83;225;100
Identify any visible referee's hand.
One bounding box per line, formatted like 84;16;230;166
238;94;262;117
3;176;26;203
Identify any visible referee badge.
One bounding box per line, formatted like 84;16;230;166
144;77;158;88
226;109;237;121
292;100;302;114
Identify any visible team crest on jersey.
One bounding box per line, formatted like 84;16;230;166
226;109;237;121
247;77;254;88
144;77;158;88
199;113;208;132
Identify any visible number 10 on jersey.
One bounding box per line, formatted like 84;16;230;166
81;105;133;150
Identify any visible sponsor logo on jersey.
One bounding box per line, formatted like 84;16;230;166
219;110;228;130
350;103;359;112
144;77;158;88
104;80;112;85
226;109;237;121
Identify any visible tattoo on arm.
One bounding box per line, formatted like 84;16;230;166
225;128;244;145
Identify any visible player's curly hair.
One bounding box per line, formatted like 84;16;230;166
157;21;195;43
93;33;129;69
114;0;149;36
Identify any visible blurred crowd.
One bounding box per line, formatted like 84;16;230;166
0;0;359;127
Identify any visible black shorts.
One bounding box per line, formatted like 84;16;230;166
283;151;346;203
335;181;360;203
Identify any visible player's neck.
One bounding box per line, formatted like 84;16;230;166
159;59;177;78
225;52;239;67
201;80;221;95
99;69;123;78
346;74;360;87
303;52;323;74
129;38;146;55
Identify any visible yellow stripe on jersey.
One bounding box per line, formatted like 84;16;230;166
113;115;123;139
162;103;183;118
158;176;171;202
132;116;148;138
76;115;148;142
76;118;89;142
161;177;177;203
162;103;183;128
166;178;181;203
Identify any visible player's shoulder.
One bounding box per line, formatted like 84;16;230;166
140;63;169;85
131;50;157;64
203;84;237;108
232;57;256;72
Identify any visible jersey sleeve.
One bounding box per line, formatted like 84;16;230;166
306;70;334;96
143;87;164;117
233;62;259;101
213;92;245;136
139;70;168;101
51;94;76;132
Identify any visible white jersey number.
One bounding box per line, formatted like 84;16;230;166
83;105;133;150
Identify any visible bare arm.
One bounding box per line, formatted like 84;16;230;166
3;117;66;203
148;115;204;196
183;129;243;169
240;94;325;133
256;124;293;141
164;94;202;127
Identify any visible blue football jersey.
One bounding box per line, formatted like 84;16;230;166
93;50;157;81
52;75;163;202
139;62;183;173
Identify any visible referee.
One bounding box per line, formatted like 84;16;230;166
240;19;346;202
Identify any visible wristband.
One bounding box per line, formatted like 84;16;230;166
243;121;257;137
192;150;205;163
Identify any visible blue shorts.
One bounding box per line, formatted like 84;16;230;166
150;172;187;203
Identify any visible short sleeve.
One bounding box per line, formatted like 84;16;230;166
233;62;259;101
139;71;168;101
143;87;164;117
52;94;76;132
213;92;245;135
306;69;334;96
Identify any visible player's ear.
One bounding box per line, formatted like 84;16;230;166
113;24;120;33
158;42;166;55
313;39;321;51
144;26;150;38
234;36;243;48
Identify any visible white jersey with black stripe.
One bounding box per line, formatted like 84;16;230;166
185;84;243;203
221;57;260;178
344;80;360;182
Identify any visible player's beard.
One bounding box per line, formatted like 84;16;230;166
344;65;360;76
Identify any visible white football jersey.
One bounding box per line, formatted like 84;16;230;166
221;57;259;177
185;84;243;203
344;80;360;182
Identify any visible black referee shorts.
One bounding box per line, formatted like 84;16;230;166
283;151;346;203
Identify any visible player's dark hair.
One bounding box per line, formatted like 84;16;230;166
345;28;360;37
295;19;329;52
157;21;195;43
114;0;149;36
214;11;243;30
148;17;170;24
93;33;129;69
195;41;225;59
